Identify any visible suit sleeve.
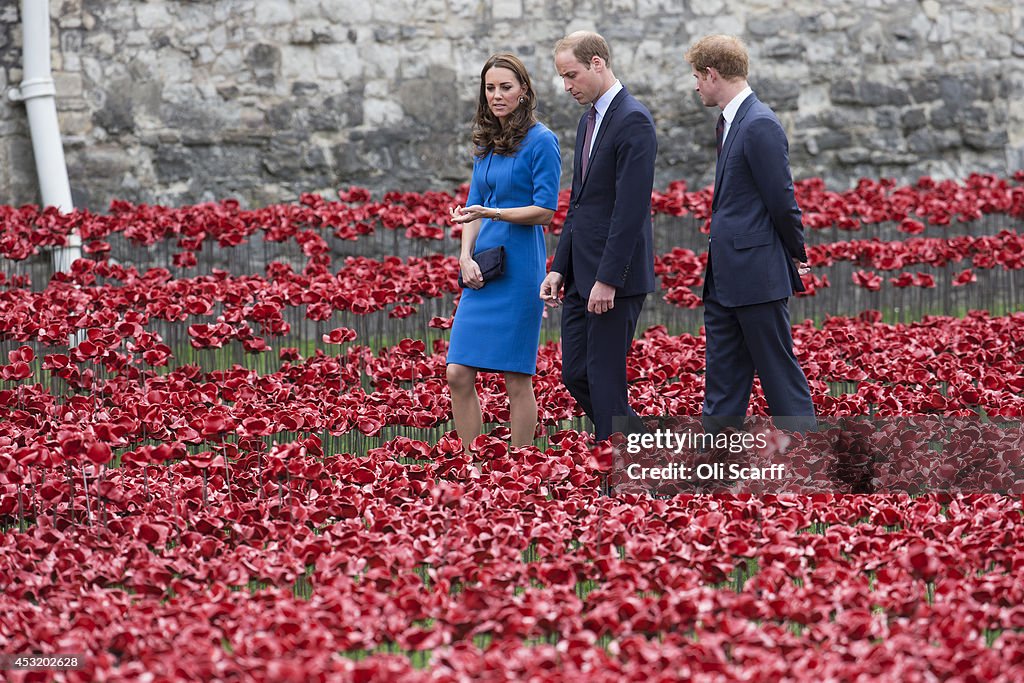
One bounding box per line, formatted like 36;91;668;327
550;226;570;277
531;129;561;211
744;116;807;262
596;109;657;287
552;116;587;278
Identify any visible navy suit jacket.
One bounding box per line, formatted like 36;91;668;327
551;87;657;298
704;93;807;307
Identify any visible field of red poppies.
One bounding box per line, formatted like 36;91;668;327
2;172;1023;680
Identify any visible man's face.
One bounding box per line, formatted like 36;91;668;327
555;50;603;105
691;66;717;108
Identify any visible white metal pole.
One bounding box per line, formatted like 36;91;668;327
8;0;81;272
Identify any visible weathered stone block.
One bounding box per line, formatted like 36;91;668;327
754;78;800;111
861;83;911;107
901;107;927;130
315;43;364;81
762;40;806;60
52;70;84;95
135;3;173;30
333;131;399;184
492;0;523;19
963;129;1008;150
690;0;728;17
747;12;801;38
363;98;405;127
837;147;871;164
57;111;92;139
957;105;989;129
245;43;281;87
606;0;637;14
321;0;372;24
262;134;331;178
829;79;859;105
155;143;264;185
815;108;864;133
907;129;962;154
258;0;295;24
928;105;958;130
317;91;364;130
278;44;319;83
868;149;916;165
92;82;135;135
636;0;685;17
864;126;905;153
909;78;941;103
70;144;135;177
355;42;400;80
810;129;853;152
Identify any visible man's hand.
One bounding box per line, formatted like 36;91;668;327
540;272;564;307
793;258;810;276
587;281;616;314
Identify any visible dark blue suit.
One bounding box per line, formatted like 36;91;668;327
702;92;816;433
551;87;657;440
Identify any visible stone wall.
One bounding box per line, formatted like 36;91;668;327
1;0;1022;210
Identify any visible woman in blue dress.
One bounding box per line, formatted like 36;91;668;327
448;53;561;452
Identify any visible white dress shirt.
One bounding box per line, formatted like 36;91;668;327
586;80;623;159
720;85;753;148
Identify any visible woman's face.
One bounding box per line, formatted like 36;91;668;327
484;66;526;123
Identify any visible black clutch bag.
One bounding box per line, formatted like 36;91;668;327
458;245;506;288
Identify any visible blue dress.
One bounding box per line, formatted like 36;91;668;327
448;123;561;375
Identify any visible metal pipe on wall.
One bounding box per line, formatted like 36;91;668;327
8;0;81;273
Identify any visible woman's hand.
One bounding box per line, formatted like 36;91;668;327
450;205;494;224
459;256;484;289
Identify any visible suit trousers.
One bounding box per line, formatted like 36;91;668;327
702;285;816;435
561;284;646;440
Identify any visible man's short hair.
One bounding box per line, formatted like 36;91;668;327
685;34;749;80
554;30;611;69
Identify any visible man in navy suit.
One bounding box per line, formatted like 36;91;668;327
685;34;816;434
540;31;658;441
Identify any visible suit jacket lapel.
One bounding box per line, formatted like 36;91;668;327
579;88;629;191
712;93;756;210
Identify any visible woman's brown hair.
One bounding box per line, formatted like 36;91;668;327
472;53;537;159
